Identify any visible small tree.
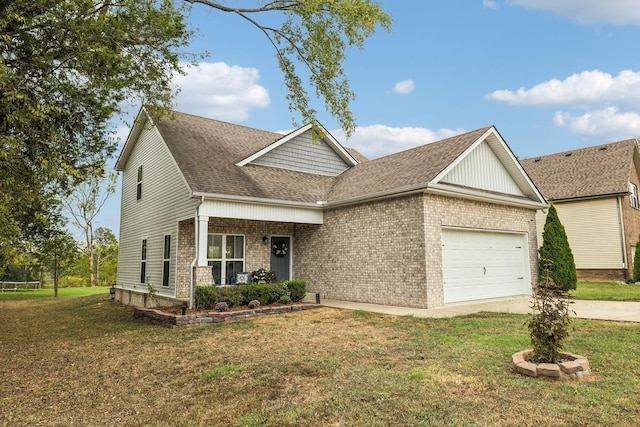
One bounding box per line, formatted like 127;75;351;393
527;260;572;363
538;203;577;291
38;231;80;298
633;242;640;282
527;203;577;363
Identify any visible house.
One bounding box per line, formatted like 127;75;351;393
114;107;546;309
520;138;640;281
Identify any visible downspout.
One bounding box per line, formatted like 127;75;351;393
617;196;628;279
189;196;205;309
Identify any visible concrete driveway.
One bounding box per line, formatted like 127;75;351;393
322;296;640;322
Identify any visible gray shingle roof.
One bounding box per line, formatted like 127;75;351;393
327;127;491;202
152;111;498;205
520;139;637;200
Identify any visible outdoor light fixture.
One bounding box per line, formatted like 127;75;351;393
262;236;268;244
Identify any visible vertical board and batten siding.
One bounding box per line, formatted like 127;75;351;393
117;125;199;295
535;198;623;269
442;141;525;196
249;132;350;176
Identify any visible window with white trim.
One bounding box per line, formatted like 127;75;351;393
162;234;171;287
136;165;143;200
140;239;147;284
630;182;639;209
207;234;245;284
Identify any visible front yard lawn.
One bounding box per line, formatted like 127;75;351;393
573;281;640;301
2;292;640;426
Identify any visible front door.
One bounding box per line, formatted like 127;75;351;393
270;236;291;282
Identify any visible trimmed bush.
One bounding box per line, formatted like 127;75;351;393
538;203;577;291
242;283;289;306
282;280;306;302
195;285;243;310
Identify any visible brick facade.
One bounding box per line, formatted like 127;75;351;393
295;193;538;309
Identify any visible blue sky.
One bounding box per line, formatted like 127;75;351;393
91;0;640;238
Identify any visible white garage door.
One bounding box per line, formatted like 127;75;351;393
442;229;529;303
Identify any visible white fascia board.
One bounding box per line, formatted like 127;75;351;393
324;181;547;210
194;192;323;224
235;122;358;167
432;126;546;205
426;183;548;209
192;191;322;209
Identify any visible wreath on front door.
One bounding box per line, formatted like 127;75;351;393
272;241;288;257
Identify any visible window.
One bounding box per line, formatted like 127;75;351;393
140;239;147;284
207;234;245;284
136;165;143;200
630;182;639;209
162;235;171;287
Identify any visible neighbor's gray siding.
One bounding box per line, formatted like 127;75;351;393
117;124;199;297
250;131;350;176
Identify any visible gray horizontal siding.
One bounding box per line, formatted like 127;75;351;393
250;131;350;176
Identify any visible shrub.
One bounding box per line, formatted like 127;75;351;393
214;301;229;312
242;283;288;306
538;203;577;291
279;295;292;304
527;260;573;363
282;280;306;302
58;275;88;288
248;299;260;309
194;285;243;310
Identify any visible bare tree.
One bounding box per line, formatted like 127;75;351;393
64;171;117;287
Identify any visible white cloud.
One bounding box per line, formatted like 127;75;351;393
506;0;640;25
486;70;640;107
554;107;640;138
483;1;499;9
388;80;415;95
332;124;465;159
488;69;640;140
172;61;270;121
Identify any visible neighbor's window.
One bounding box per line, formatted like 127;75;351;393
140;239;147;284
207;234;245;284
136;165;143;200
162;234;171;287
630;182;639;209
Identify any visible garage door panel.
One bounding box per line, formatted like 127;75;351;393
442;229;529;303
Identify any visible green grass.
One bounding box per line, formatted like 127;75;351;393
572;281;640;301
2;292;640;426
0;286;109;301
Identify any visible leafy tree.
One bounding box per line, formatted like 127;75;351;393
538;203;577;291
64;171;117;287
0;0;197;253
37;230;80;298
632;242;640;282
94;227;118;286
185;0;392;136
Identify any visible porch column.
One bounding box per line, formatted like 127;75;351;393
197;215;209;266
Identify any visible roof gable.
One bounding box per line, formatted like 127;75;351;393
237;123;357;176
520;139;639;200
327;126;545;207
434;127;543;201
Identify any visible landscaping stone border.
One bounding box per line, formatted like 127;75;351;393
512;349;591;381
133;303;322;328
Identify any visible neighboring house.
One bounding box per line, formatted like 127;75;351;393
114;108;546;309
521;139;640;281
